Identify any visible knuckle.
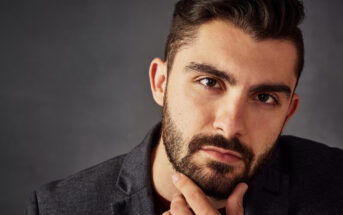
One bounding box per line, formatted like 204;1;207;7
188;187;203;199
227;195;237;205
170;195;186;210
189;192;202;204
188;189;199;197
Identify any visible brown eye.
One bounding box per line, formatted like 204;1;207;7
199;78;219;88
256;93;277;105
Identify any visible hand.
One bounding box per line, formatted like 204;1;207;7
162;173;248;215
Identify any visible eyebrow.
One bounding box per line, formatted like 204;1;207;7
185;62;292;98
184;62;237;85
249;84;292;98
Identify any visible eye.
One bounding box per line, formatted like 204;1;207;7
256;93;278;105
199;77;221;89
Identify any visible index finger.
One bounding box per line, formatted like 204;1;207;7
172;173;219;215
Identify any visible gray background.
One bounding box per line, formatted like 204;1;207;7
1;0;342;214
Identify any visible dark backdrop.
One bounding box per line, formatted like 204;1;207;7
1;0;342;214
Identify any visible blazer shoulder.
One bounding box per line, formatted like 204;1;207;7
277;136;343;213
278;135;343;211
279;135;343;162
31;154;127;214
278;135;343;172
42;153;126;191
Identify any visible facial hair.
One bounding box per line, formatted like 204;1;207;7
161;96;277;200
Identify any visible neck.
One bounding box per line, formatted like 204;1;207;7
151;138;227;209
151;138;177;201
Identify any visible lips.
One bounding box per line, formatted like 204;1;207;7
201;146;243;165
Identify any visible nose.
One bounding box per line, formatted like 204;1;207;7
212;93;246;138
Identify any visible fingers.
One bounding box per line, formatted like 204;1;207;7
162;194;193;215
172;173;219;215
170;193;194;215
171;172;248;215
226;182;248;215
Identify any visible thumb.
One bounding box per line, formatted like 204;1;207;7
226;183;248;215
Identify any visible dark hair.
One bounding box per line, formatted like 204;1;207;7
164;0;305;82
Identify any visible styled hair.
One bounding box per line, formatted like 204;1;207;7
164;0;305;81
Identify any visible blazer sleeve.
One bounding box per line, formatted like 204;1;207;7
25;191;39;215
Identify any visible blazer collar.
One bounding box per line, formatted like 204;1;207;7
245;139;290;215
113;123;161;215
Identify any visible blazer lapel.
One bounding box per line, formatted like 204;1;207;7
244;144;290;215
111;189;156;215
112;123;162;215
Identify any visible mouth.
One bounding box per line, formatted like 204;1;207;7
200;146;243;165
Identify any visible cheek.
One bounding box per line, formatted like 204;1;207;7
168;83;215;136
245;106;286;159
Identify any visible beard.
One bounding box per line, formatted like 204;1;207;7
161;97;278;200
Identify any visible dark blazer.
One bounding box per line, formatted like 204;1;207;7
26;123;343;215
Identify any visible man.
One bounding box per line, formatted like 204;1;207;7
26;0;343;214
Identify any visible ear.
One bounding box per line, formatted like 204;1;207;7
149;58;167;107
282;93;300;129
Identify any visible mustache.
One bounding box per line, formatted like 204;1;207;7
188;134;254;164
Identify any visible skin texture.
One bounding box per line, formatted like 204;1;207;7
150;19;299;213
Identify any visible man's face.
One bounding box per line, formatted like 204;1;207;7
160;20;298;200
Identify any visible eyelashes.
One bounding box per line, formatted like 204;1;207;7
196;77;280;106
198;77;221;89
255;93;279;105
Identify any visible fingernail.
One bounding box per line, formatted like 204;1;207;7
172;173;181;183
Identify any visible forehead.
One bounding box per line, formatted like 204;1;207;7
171;19;298;89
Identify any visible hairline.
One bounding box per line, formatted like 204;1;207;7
166;18;301;86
